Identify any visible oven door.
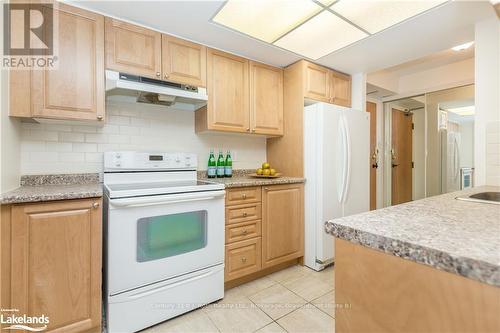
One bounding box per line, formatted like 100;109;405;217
107;190;225;295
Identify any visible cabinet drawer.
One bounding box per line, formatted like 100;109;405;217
226;187;261;206
225;238;262;281
226;220;261;244
226;203;261;225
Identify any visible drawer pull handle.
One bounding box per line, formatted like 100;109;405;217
242;194;247;199
242;212;248;217
241;257;247;263
92;202;100;209
241;230;248;235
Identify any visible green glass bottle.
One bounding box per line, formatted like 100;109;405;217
207;149;216;178
216;149;225;178
224;150;233;177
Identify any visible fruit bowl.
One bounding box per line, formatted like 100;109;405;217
250;173;282;178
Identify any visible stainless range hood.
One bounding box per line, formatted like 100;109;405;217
105;70;208;110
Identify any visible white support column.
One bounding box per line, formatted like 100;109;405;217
474;18;500;186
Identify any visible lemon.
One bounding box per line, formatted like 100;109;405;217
256;168;263;175
262;162;270;169
270;168;276;176
263;169;271;176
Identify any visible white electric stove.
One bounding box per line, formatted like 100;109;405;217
103;151;225;333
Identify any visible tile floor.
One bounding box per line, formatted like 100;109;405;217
141;265;335;333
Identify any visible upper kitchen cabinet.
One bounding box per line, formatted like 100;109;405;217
196;50;284;136
10;4;105;122
330;71;352;107
250;61;284;136
105;18;162;79
196;48;250;133
162;35;207;87
302;60;352;107
303;61;331;103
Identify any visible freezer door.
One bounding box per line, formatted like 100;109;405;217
319;105;345;263
342;109;370;216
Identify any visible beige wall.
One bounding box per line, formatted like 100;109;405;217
0;3;22;193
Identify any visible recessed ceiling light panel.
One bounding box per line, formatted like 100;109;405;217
330;0;447;34
451;41;474;51
447;106;475;115
212;0;323;43
274;10;368;60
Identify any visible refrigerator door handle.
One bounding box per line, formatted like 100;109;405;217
336;119;346;203
342;114;352;204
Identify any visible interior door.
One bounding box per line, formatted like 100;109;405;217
366;101;377;210
392;109;413;205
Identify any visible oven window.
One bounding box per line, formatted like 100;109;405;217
463;174;470;188
137;210;207;262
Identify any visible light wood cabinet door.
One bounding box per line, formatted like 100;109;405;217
330;71;352;107
105;18;161;79
250;62;284;136
225;238;262;281
205;49;250;133
11;199;102;333
303;61;330;102
162;35;206;86
262;184;304;268
31;4;105;121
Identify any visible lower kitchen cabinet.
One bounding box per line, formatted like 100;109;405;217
7;198;102;333
225;237;262;281
224;184;304;284
262;184;304;268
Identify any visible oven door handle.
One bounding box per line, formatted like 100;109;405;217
109;190;225;208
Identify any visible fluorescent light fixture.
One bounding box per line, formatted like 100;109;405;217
330;0;447;34
212;0;322;43
274;10;367;59
447;106;475;116
451;41;474;51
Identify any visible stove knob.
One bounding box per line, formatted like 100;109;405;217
115;162;121;167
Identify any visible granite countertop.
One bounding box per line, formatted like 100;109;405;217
0;174;103;204
198;170;305;188
325;186;500;287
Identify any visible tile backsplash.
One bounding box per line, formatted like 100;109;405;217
20;99;267;175
486;121;500;186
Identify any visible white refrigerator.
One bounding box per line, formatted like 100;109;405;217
304;102;370;271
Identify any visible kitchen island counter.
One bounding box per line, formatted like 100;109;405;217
325;186;500;287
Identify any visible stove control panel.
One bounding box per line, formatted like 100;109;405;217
104;151;197;171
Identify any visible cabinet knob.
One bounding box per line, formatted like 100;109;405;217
97;116;103;121
264;187;269;191
241;257;247;263
92;202;100;209
246;128;250;132
156;72;161;77
242;194;247;199
242;212;248;217
164;73;169;80
251;129;256;133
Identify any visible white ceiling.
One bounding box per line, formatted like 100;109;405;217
67;0;495;74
